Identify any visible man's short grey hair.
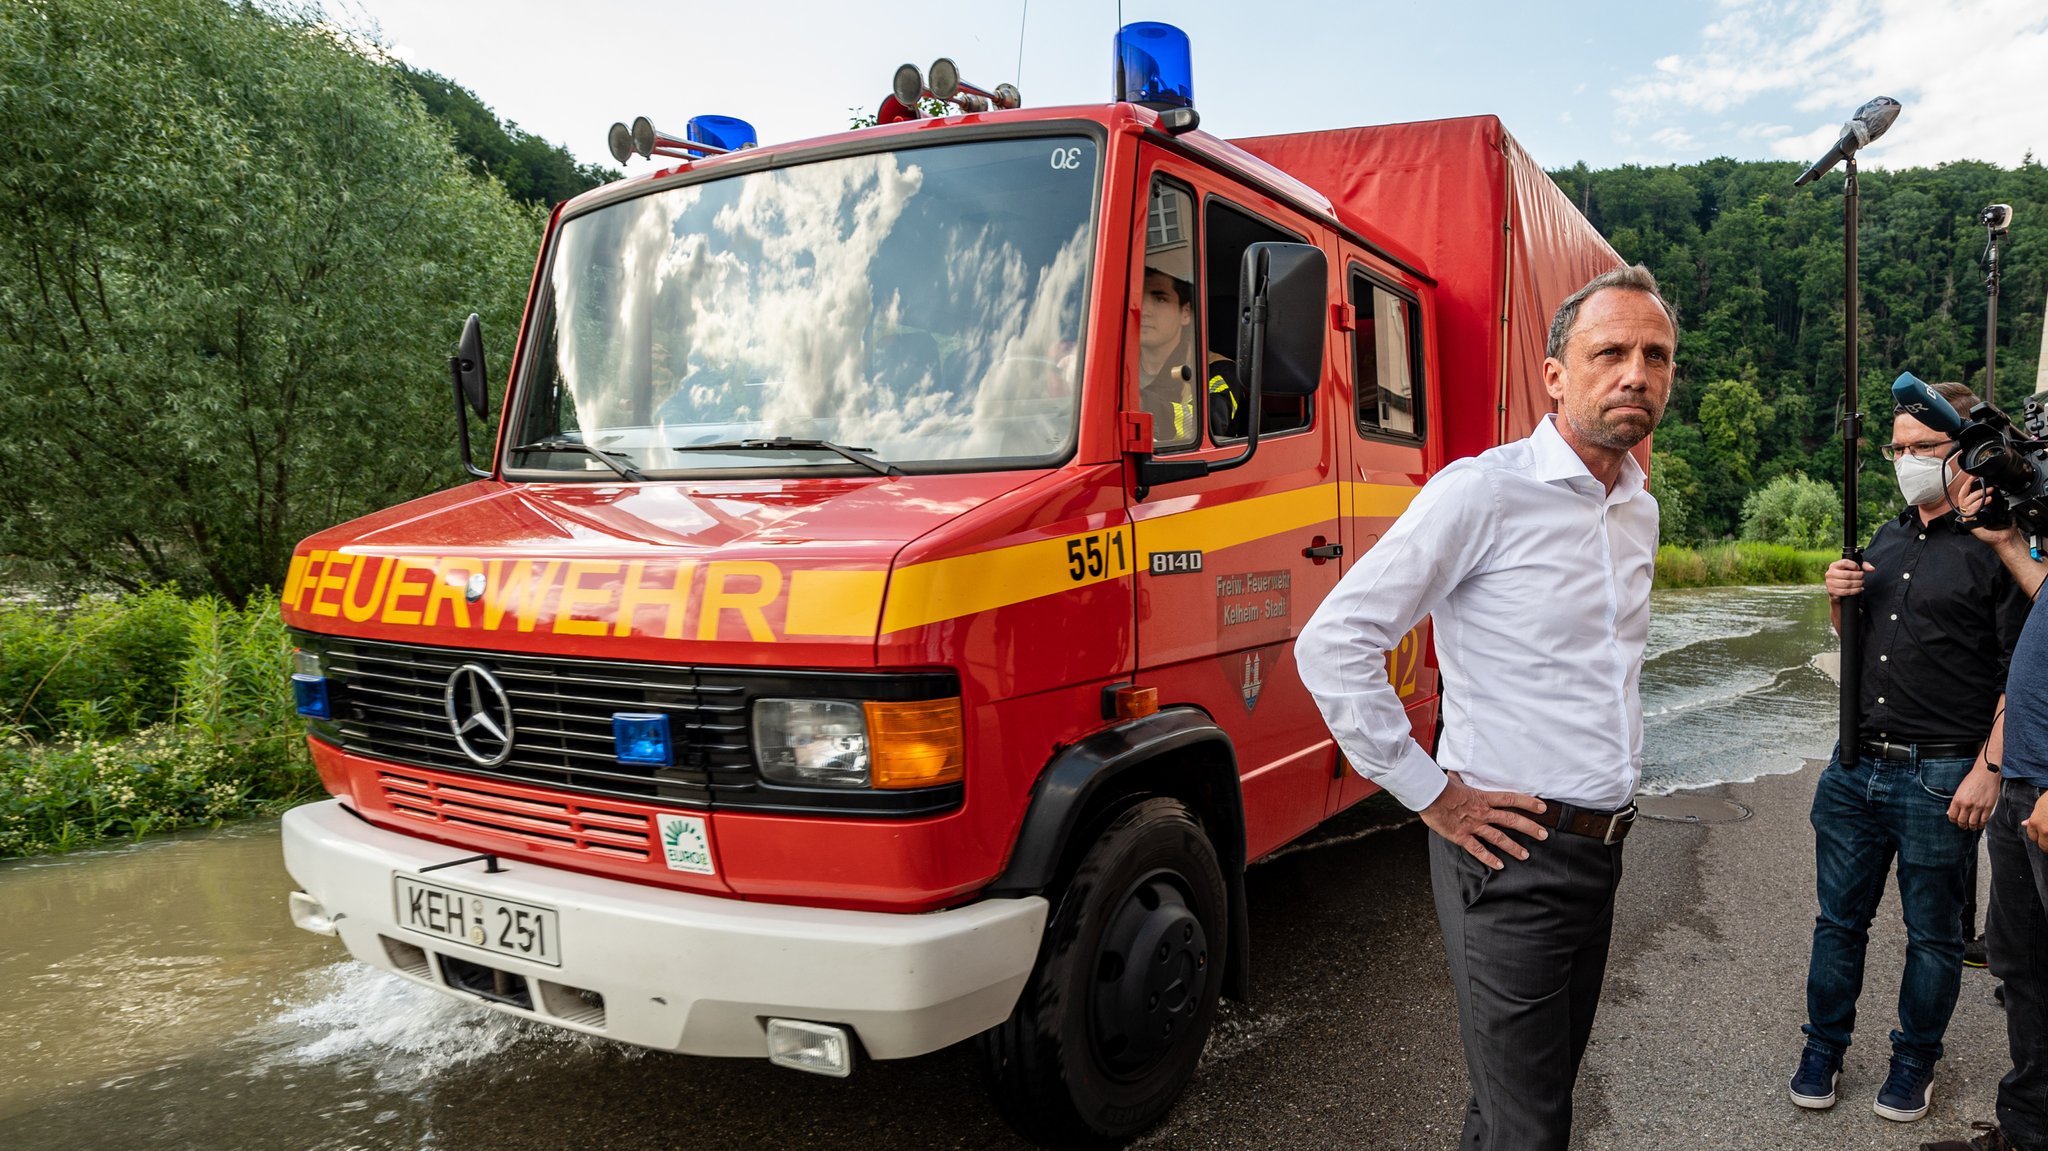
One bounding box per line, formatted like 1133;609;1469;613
1545;264;1680;361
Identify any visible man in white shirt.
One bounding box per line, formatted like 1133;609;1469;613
1298;264;1674;1151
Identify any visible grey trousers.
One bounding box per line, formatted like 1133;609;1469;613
1428;827;1625;1151
1986;778;2048;1150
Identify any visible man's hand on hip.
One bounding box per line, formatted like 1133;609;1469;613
1420;771;1549;871
1948;765;1999;831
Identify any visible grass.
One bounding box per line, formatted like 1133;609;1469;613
0;589;315;859
1655;542;1834;588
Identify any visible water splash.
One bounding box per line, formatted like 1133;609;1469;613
256;962;631;1082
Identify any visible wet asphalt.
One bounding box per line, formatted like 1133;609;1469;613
313;758;2011;1151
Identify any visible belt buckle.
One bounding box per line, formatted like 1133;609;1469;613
1603;805;1637;845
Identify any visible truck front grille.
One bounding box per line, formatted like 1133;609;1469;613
291;632;963;817
379;769;655;861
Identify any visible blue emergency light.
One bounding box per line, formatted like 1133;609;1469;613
687;115;757;153
291;674;331;720
612;712;674;766
290;648;331;720
1115;22;1193;110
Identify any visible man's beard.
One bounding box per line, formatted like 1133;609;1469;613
1565;403;1657;451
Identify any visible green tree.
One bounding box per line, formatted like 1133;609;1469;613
0;0;542;603
1740;472;1840;549
1647;448;1699;545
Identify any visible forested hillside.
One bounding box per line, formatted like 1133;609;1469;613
1551;158;2048;542
397;65;617;208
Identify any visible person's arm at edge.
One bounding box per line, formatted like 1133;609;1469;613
1976;523;2048;600
1950;695;2002;831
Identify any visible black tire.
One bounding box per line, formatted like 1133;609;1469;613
979;796;1227;1149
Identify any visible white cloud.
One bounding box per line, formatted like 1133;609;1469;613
1612;0;2048;167
1652;126;1697;150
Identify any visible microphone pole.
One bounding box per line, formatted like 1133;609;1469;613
1984;207;2010;400
1797;95;1898;763
1839;155;1863;760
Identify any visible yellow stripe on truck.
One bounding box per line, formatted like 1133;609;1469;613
881;526;1135;633
786;569;889;637
280;485;1423;642
877;481;1418;634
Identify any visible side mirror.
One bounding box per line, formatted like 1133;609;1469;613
448;313;492;479
1236;242;1326;399
453;313;490;418
1136;241;1327;495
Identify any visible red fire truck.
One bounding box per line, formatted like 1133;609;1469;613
279;24;1619;1147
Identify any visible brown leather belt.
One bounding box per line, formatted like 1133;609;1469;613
1532;799;1637;844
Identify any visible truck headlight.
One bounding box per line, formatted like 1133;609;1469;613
754;699;872;787
753;697;966;790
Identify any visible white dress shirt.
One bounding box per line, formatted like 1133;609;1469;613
1298;415;1657;812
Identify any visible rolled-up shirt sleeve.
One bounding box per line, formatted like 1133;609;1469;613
1297;462;1498;811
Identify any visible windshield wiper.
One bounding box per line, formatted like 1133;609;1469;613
674;438;900;477
511;438;648;482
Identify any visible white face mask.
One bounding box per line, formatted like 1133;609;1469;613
1894;453;1950;508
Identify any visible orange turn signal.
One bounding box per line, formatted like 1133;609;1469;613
1109;685;1159;720
863;698;966;789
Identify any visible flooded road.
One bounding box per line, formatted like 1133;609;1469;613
0;585;1838;1150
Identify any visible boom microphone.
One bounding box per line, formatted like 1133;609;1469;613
1892;371;1963;434
1794;96;1902;187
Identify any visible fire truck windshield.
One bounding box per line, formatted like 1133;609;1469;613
508;135;1100;478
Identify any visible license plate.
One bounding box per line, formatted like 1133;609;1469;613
394;875;561;966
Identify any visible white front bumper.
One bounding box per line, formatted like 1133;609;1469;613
281;800;1046;1060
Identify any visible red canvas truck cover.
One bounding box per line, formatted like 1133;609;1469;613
1234;115;1625;464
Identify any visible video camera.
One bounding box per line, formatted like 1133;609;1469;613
1892;372;2048;537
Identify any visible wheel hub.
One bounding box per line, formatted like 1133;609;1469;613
1089;872;1208;1076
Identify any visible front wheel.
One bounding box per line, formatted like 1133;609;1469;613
979;797;1227;1148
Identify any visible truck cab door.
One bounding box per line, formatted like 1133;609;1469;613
1124;162;1342;863
1330;264;1438;814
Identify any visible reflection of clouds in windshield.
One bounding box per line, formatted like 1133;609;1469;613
553;185;706;435
535;140;1094;467
859;221;1088;456
699;156;923;435
953;223;1090;455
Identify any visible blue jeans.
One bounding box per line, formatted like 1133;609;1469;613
1802;745;1977;1070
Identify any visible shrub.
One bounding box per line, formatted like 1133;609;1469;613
1740;473;1842;550
0;588;193;737
0;588;312;858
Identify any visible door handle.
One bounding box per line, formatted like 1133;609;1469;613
1303;542;1342;560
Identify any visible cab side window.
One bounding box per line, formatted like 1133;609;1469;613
1205;199;1310;439
1352;273;1423;441
1135;178;1203;454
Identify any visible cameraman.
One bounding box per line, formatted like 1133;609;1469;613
1925;475;2048;1151
1791;382;2031;1124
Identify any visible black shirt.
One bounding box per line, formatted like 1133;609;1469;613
1853;507;2032;742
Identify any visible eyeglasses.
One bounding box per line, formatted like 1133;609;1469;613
1880;439;1956;461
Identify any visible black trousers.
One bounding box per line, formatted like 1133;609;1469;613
1987;778;2048;1150
1428;828;1624;1151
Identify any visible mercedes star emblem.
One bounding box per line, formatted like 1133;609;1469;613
443;663;515;766
464;572;487;603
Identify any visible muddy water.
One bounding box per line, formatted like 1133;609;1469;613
0;584;1837;1149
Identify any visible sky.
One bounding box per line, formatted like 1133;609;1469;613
322;0;2048;176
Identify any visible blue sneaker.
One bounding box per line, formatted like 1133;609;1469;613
1875;1057;1934;1122
1789;1046;1840;1109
